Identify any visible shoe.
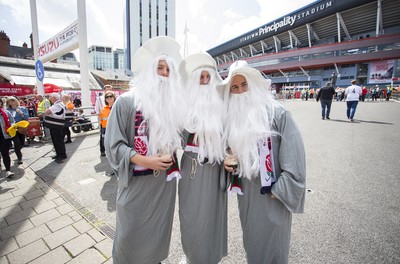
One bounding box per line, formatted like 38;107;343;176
6;171;15;178
321;117;325;120
350;119;354;122
55;155;68;160
51;155;59;159
65;140;72;143
326;117;330;120
17;159;23;164
101;151;106;156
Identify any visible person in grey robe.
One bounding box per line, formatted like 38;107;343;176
105;36;186;264
178;53;228;264
221;61;306;264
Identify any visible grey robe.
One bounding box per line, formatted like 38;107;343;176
105;92;177;264
237;105;306;264
179;134;228;264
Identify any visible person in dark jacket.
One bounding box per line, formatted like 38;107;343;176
316;82;336;120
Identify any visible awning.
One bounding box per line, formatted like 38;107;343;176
10;75;73;88
10;75;36;86
44;83;63;93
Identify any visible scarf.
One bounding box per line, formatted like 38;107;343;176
0;109;11;134
184;133;199;153
229;136;276;195
133;110;181;181
7;120;30;137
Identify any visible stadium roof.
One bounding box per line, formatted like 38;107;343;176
208;0;400;65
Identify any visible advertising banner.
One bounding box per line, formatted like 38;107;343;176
0;84;33;96
369;60;394;84
37;20;79;63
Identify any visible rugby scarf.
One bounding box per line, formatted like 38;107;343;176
229;137;276;195
184;133;199;153
133;110;181;181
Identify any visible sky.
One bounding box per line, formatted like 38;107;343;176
0;0;317;58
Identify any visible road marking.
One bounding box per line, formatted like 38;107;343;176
78;178;97;185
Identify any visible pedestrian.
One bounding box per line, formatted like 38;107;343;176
62;94;74;144
372;85;379;101
99;91;116;156
44;93;67;161
73;96;82;108
361;86;368;102
95;85;113;153
221;61;306;264
178;52;227;264
345;80;362;122
105;36;185;264
36;94;51;140
336;87;343;101
386;86;393;101
316;82;336;120
94;85;113;115
0;98;15;177
27;98;36;117
6;96;28;164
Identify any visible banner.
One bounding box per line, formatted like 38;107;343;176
369;60;394;84
0;83;33;96
37;20;79;63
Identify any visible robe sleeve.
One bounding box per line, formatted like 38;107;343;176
271;109;306;214
105;94;137;189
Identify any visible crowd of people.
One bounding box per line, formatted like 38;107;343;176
0;92;93;175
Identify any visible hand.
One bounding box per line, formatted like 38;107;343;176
16;108;23;114
224;155;237;173
131;154;173;171
271;194;276;199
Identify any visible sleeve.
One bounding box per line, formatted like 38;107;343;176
104;96;137;189
271;110;306;214
7;111;15;125
21;107;29;120
316;90;320;101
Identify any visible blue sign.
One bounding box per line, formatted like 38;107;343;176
35;60;44;82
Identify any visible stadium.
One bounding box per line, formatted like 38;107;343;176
207;0;400;94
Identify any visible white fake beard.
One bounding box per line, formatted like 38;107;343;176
134;74;185;155
225;92;271;179
185;83;225;164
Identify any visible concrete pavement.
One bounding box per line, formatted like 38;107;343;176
0;162;113;263
1;98;399;263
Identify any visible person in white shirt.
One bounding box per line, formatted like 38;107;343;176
345;80;362;122
94;85;113;114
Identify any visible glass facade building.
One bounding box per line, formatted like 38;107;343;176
124;0;176;71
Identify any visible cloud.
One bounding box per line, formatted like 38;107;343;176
86;0;124;48
222;9;243;20
0;0;30;27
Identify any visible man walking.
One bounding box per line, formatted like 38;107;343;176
345;80;362;122
44;93;67;160
316;82;336;120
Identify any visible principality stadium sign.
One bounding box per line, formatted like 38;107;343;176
240;0;333;43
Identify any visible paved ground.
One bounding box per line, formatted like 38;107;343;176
0;99;399;263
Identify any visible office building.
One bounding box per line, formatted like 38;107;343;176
124;0;176;70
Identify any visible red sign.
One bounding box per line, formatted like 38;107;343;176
0;83;33;96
